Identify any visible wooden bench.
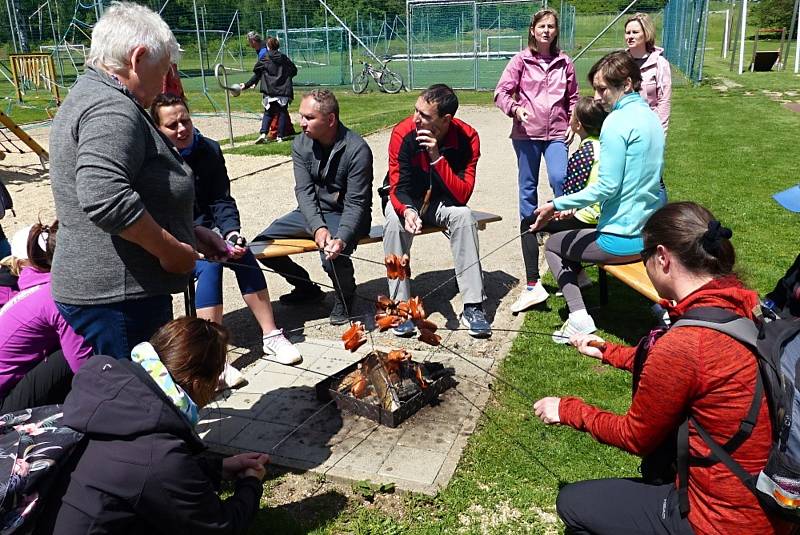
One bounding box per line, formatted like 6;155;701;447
183;210;502;316
598;261;660;304
249;210;503;259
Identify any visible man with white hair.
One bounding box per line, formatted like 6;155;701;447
49;2;226;360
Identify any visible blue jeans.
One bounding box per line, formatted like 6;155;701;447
55;295;173;360
513;139;568;220
194;249;267;308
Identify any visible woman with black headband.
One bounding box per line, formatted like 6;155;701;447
534;202;792;534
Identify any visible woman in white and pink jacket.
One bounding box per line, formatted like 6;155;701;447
494;8;579;308
625;13;672;134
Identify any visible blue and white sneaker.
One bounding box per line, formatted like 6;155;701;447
392;319;417;338
460;304;492;339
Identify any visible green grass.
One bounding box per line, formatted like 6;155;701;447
214;68;798;534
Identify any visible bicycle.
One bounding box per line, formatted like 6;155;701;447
352;58;404;94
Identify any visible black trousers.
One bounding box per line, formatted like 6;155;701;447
557;478;695;535
0;351;73;413
257;209;358;300
520;215;595;283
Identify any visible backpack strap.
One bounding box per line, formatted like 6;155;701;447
671;306;764;515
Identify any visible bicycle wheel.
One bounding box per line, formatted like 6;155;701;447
378;70;404;94
352;72;370;94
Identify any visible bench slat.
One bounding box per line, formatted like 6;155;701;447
600;262;660;302
250;210;502;259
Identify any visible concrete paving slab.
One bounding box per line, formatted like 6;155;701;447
377;445;448;485
199;334;504;494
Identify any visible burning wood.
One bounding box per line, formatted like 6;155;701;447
318;351;457;427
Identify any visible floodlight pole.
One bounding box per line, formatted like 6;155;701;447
722;9;729;59
737;0;747;74
697;0;710;81
795;0;800;73
192;0;207;94
281;0;290;56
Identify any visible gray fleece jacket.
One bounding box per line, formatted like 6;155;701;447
292;122;373;246
49;67;195;305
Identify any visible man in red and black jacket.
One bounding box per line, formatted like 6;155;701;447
381;84;491;338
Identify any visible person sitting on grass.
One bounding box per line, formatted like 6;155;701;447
42;317;268;533
534;201;794;535
0;222;92;414
511;96;608;313
150;93;301;366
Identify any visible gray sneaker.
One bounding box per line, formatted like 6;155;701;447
392;319;417;338
460;305;492;339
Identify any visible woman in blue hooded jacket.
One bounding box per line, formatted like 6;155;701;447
531;51;665;341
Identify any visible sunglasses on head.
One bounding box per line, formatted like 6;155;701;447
640;245;657;262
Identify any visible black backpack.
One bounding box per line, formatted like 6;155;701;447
0;179;12;220
636;307;800;522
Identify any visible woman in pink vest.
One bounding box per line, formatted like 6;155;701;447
625;13;672;133
495;8;579;312
625;12;672;206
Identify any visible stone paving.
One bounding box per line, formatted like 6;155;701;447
198;336;496;495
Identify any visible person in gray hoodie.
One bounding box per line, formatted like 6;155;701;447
48;2;227;360
256;89;373;325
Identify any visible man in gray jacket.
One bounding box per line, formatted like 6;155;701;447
257;89;373;325
49;3;226;359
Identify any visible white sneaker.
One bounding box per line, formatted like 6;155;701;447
552;312;597;344
254;133;267;144
217;363;247;391
263;329;302;365
555;270;593;297
276;137;284;143
510;281;549;313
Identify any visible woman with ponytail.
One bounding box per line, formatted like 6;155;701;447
533;202;792;534
0;221;92;412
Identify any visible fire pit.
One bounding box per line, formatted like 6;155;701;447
315;350;456;427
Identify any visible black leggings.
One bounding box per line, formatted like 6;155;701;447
520;216;595;283
557;478;694;535
0;351;74;413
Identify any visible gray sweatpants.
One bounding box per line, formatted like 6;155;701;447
544;229;640;312
383;200;486;305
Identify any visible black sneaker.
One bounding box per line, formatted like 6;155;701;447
329;296;355;326
460;304;492;338
279;285;325;306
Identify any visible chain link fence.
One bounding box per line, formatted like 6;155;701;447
0;0;711;114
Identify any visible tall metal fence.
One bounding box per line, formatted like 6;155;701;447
406;0;577;90
662;0;709;82
0;0;711;112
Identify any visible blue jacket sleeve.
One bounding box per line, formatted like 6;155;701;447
553;122;626;211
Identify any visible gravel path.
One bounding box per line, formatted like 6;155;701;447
1;105;557;365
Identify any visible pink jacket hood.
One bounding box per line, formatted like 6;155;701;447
494;48;579;140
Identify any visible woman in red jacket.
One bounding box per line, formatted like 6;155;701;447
534;201;792;534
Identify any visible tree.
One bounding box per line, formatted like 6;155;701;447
753;0;797;35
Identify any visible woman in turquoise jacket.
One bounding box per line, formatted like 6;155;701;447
531;51;665;341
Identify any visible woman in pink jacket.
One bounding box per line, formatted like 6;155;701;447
0;222;92;413
495;8;579;311
625;13;671;134
625;12;671;206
